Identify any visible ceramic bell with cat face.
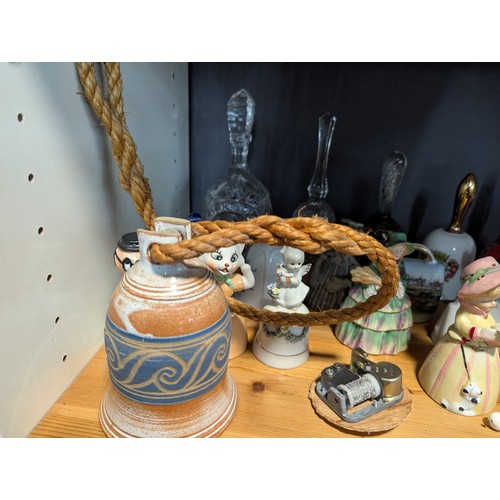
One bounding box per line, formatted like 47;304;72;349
199;244;255;358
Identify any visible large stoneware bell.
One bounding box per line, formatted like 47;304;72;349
100;217;237;438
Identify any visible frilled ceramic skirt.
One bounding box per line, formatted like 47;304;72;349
418;335;500;416
334;284;413;355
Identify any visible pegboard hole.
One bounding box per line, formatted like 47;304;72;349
55;316;60;325
171;72;175;80
28;173;34;183
46;274;53;283
62;355;68;362
37;227;44;235
17;113;24;123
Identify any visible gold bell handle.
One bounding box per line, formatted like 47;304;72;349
448;172;477;234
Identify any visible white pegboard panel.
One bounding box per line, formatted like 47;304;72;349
110;62;191;234
0;62;190;437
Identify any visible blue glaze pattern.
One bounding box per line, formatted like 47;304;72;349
104;310;230;404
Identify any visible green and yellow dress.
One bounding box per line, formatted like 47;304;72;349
334;263;412;355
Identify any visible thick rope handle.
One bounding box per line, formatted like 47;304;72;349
75;63;398;326
75;62;157;229
149;215;400;327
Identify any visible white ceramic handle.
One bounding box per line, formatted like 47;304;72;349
411;243;438;264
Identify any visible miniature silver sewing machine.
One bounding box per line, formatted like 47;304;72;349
315;348;403;423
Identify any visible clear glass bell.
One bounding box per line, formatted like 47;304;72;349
292;113;357;311
293;113;337;222
203;88;273;221
365;150;408;235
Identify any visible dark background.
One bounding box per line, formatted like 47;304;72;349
188;62;500;254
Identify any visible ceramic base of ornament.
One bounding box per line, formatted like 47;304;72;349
308;380;412;434
229;314;248;359
100;375;237;438
252;303;310;369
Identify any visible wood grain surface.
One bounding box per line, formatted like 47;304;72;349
29;319;500;438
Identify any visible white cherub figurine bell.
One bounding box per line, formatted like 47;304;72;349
268;246;312;310
199;244;255;358
253;246;312;369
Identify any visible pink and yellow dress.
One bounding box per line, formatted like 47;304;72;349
418;307;500;416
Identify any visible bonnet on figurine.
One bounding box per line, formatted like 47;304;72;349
386;232;414;258
457;256;500;315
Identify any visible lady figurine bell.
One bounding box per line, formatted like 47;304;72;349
418;256;500;416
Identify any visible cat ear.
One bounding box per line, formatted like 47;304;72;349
234;243;245;254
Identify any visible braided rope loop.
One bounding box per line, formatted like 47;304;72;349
75;62;156;229
74;64;398;327
149;215;399;327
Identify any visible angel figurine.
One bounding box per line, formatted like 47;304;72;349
267;246;312;310
334;232;414;355
418;256;500;416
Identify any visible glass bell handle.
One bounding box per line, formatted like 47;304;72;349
378;150;408;215
307;113;337;199
227;89;255;163
447;172;477;234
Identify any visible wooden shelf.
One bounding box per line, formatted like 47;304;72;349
29;319;500;438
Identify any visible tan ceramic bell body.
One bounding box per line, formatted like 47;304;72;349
100;217;237;438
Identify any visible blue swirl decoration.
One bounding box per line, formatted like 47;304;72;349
104;309;230;404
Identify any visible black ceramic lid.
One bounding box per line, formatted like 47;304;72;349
117;232;139;251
